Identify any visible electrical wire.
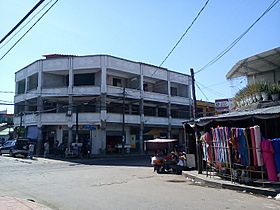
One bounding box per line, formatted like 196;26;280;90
0;0;45;45
140;0;210;87
196;81;227;98
159;0;210;68
0;0;54;50
196;83;209;101
195;0;280;74
0;0;59;61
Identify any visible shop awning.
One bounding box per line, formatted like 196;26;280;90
226;47;280;79
187;105;280;127
0;128;13;136
144;138;178;143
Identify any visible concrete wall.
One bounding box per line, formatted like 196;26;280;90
43;73;67;88
248;69;280;84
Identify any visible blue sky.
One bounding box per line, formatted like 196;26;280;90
0;0;279;113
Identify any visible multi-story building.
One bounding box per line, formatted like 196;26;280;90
196;100;215;117
14;54;192;155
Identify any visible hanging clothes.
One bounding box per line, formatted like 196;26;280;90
230;127;239;164
250;127;258;167
237;128;249;166
261;138;278;182
244;128;252;166
203;132;213;163
253;125;263;167
224;127;231;166
271;138;280;174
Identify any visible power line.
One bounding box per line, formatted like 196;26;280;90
159;0;210;68
0;0;45;45
196;80;227;98
195;0;280;74
0;0;59;61
0;0;54;50
196;83;209;101
138;0;210;90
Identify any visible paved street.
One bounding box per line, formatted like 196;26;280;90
0;155;279;210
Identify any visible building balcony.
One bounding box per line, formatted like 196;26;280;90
107;113;140;124
73;86;100;95
143;91;169;103
107;86;141;99
170;95;192;105
14;112;101;127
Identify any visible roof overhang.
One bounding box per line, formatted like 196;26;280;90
185;105;280;127
226;47;280;79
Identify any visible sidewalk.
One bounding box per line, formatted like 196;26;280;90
182;170;280;197
0;196;52;210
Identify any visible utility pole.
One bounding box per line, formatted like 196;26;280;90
122;87;126;155
190;68;202;174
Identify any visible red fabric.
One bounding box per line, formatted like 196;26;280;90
250;127;258;167
204;132;213;162
261;139;278;182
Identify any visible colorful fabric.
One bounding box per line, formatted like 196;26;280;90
254;125;263;167
250;127;258;167
261;139;278;182
271;138;280;174
237;128;249;166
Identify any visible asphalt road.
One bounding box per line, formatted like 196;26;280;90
0;155;279;210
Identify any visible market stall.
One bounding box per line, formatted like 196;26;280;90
186;105;280;185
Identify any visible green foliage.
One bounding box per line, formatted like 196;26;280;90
269;83;280;94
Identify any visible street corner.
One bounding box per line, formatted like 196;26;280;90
0;196;53;210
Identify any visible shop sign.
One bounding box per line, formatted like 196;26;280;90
215;98;233;113
83;124;96;131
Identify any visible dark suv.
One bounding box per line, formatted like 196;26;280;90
0;138;30;157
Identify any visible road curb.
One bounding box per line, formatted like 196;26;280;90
182;171;280;197
0;196;52;210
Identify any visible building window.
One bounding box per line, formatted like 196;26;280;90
17;80;25;94
144;106;156;116
171;87;178;96
143;83;148;91
197;108;204;118
27;73;38;91
158;108;167;117
113;78;122;87
74;73;95;86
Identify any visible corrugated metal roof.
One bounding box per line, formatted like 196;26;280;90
192;105;280;126
226;47;280;79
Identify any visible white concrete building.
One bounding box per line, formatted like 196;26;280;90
14;54;192;155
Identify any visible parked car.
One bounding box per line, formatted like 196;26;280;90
0;138;30;157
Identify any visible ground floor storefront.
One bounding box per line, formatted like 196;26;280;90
24;123;185;156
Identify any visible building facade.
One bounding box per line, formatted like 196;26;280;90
196;100;215;117
14;54;192;155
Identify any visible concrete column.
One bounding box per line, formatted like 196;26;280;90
167;71;171;139
167;102;171;139
68;127;72;150
101;56;107;93
36;96;43;155
37;60;43;93
67;95;73;149
37;126;42;156
155;106;159;117
100;56;107;154
139;64;144;153
67;57;74;149
68;57;73;95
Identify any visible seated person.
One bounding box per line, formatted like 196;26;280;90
151;154;162;172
